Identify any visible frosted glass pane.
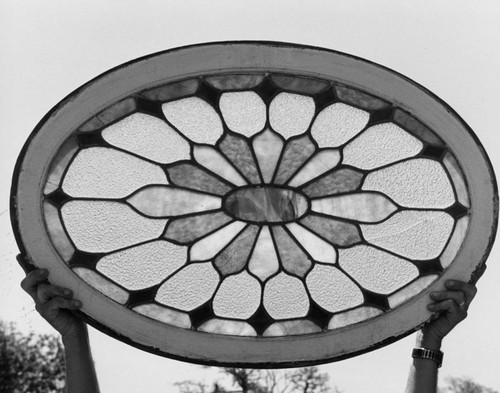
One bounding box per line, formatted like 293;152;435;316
73;267;128;304
272;226;312;277
102;113;190;164
61;201;167;253
443;152;470;207
190;221;247;261
269;93;315;138
274;134;316;185
252;129;284;183
388;275;438;308
299;214;361;247
306;265;364;312
311;103;370;148
140;79;199;102
363;158;455;209
63;147;167;198
302;168;363;198
339;245;418;294
43;201;75;261
218;133;261;184
164;212;232;244
263;273;309;319
286;223;337;264
440;215;469;268
215;225;259;276
343;123;423;170
205;74;264;90
219;92;266;136
155;262;219;311
263;320;321;337
198;319;257;337
287;149;341;187
162;97;223;144
96;240;187;290
328;306;383;329
271;75;329;95
193;145;247;186
311;192;398;222
213;271;261;319
361;211;454;260
133;304;191;329
127;186;221;217
44;137;79;195
335;86;390;110
167;163;233;196
248;226;280;281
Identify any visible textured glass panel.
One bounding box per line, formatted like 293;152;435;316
218;132;261;184
164;212;232;244
440;215;469;268
272;226;311;277
96;240;187;290
133;304;191;329
213;271;261;319
78;98;137;132
248;226;280;281
264;320;322;336
263;273;309;319
219;92;266;136
155;262;219;311
306;265;364;312
167;163;233;196
269;93;315;138
343;123;423;170
335;85;390;110
140;79;199;102
73;267;128;304
311;192;397;223
299;214;361;247
102;113;190;164
44;137;79;195
443;152;470;207
215;225;259;275
328;306;383;329
127;186;221;217
286;223;337;264
205;74;265;90
271;75;329;95
361;211;454;260
61;201;167;253
162;97;223;144
311;103;370;148
274;134;316;185
287;149;341;187
363;158;455;209
224;187;308;223
63;147;167;198
339;245;418;294
190;221;247;261
252;129;284;183
301;168;363;198
393;109;444;146
43;201;75;261
193;145;247;186
199;319;257;336
388;275;439;308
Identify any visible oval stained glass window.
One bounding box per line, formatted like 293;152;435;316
11;42;497;367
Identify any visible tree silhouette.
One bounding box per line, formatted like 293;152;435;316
439;376;498;393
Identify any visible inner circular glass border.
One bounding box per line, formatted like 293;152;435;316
11;42;497;367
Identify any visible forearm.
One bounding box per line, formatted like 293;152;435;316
62;324;100;393
404;330;442;393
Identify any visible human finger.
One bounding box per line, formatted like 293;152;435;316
36;283;73;303
427;298;467;319
430;290;466;308
445;280;477;303
36;297;82;320
20;269;48;299
16;254;36;274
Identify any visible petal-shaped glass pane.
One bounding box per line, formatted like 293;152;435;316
73;267;129;304
252;129;284;183
388;275;438;308
218;132;261;184
301;168;363;198
263;320;322;337
286;223;337;264
328;306;383;329
198;319;257;337
164;211;232;244
215;225;259;276
167;163;233;196
162;97;223;144
193;145;247;186
272;226;312;277
190;221;247;261
220;91;266;136
269;93;315;138
248;226;280;281
274;134;316;185
299;214;361;247
287;149;341;188
133;304;191;329
264;273;309;319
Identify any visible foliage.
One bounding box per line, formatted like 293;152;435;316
439;376;498;393
0;321;65;393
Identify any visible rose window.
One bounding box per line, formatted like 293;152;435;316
11;42;497;366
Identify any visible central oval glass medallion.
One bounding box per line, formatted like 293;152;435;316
224;186;309;223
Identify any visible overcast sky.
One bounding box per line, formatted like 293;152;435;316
1;1;500;392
